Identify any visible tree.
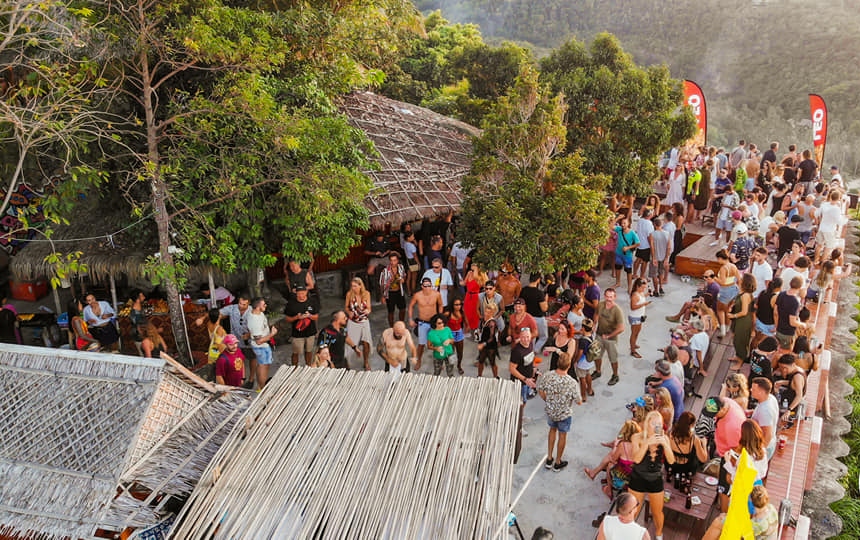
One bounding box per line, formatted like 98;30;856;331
540;33;695;196
94;0;421;361
459;64;611;273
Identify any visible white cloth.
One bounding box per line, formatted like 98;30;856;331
670;360;685;383
422;268;453;305
780;267;809;288
449;242;471;275
751;261;773;297
246;311;270;347
817;201;841;233
689;331;710;369
601;515;646;540
665;170;685;206
634;216;654;247
83;301;115;328
752;394;780;454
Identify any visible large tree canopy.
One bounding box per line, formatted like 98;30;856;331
540;33;695;196
459;65;611;273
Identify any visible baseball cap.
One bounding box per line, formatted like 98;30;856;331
791;214;804;223
736;223;748;235
223;334;239;346
702;396;724;418
731;210;742;220
421;277;432;285
294;285;307;292
513;297;526;305
655;361;672;376
581;318;594;331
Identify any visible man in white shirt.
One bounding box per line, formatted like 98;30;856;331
815;189;843;263
422;257;454;306
633;207;655;280
448;241;471;286
829;165;844;188
247;297;278;390
750;377;780;459
750;247;773;298
689;318;710;377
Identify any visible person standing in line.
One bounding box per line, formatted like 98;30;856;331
344;277;372;371
537;351;582;472
246;297;278;390
510;327;536;461
379;252;407;328
628;278;650;359
596;288;625;386
648;217;672;297
407;277;444;371
521;273;549;352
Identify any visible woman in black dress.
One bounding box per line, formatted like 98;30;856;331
628;410;675;539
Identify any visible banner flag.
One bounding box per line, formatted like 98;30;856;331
809;94;827;169
684;80;707;147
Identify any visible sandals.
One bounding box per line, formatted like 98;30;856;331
631;351;642;359
458;367;465;375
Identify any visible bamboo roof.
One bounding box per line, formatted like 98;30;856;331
0;344;251;539
170;367;520;539
340;92;479;228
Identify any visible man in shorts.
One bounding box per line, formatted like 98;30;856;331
379;252;407;327
815;189;843;264
633;207;654;280
247;297;278;390
716;187;740;244
614;217;639;293
537;351;581;472
775;276;805;352
648;216;672;296
379;321;417;373
701;396;745;512
283;286;320;366
408;276;443;371
510;326;536;462
596;288;625;386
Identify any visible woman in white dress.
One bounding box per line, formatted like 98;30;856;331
664;163;686;208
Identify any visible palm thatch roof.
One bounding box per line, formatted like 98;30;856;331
0;344;251;539
340;91;479;229
170;367;520;539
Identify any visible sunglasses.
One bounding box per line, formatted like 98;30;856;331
422;284;432;287
671;334;683;339
453;303;462;306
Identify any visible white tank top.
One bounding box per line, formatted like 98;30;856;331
629;292;647;318
602;515;645;540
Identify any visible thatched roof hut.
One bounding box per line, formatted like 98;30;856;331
0;344;251;539
170;367;520;539
340;91;479;229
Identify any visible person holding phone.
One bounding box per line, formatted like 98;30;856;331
627;411;675;540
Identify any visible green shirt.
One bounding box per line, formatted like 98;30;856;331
428;327;454;359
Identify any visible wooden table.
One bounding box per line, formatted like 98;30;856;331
662;471;718;522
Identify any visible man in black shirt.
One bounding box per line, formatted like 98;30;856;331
776;215;803;261
796;149;818;195
509;327;536;464
748;336;776;385
761;141;778;167
520;273;549;351
318;310;361;369
283;286;320;366
775;276;805;353
365;231;392;277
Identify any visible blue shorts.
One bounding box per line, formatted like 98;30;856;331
452;329;465;343
614;253;633;272
755;319;775;336
628;315;644;326
521;383;531;404
547;416;572;433
717;284;739;304
252;345;272;365
417;321;431;345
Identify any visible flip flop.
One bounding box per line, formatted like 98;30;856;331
631;351;642;358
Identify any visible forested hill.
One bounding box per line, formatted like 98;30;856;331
415;0;860;176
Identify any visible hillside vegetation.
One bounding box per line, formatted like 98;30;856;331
416;0;860;176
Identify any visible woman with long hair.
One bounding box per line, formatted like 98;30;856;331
140;321;167;358
753;277;782;347
628;278;650;358
720;372;750;410
719;420;769;512
444;298;467;374
715;249;741;338
462;262;487;334
728;273;756;367
345;277;372;370
67;298;99;351
584;419;641;499
653;387;675;432
670;201;685;267
476;305;500;378
628;411;675;539
667;411;708;478
544;319;574;372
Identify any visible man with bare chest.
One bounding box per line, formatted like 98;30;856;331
408;277;443;371
380;321;417;373
496;263;521;311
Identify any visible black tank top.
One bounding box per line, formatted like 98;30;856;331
770;194;786;216
756;290;776;325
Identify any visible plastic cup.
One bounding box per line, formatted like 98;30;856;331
778;435;787;450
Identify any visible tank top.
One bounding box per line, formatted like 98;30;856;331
629;292;647;318
632;444;664;482
548;338;571;371
601;515;645;540
348;296;369;322
770;194;786;216
669;436;698;476
447;314;463;331
756;290;776;325
288;269;309;292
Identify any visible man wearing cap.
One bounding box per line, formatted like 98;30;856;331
647;360;684;422
595;288;625;386
728;221;754;271
750;377;779;459
380;321;417;373
215;334;245;387
283;286;320;367
408;277;443;371
217;293;256;389
829;165;844;188
701;395;746;511
776;214;803;261
508;297;538;346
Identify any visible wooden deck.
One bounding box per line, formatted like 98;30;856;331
673;234;724;278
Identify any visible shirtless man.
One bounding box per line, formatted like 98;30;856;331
380;321;418;373
496;262;522;311
408;277;443;371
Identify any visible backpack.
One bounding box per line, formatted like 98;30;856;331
583;335;604;364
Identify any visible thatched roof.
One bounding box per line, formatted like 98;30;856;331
170;367;520;539
340;92;479;228
0;345;251;539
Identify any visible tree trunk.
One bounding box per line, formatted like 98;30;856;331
142;49;191;366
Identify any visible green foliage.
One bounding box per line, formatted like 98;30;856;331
459;64;611;273
540;33;695;196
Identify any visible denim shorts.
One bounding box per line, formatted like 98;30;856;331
755;319;775;336
628;315;644;326
252;345;272;365
451;329;465;342
547;416;572;433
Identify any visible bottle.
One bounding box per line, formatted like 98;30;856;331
781;398;789;413
674;473;680;490
685;489;692;509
